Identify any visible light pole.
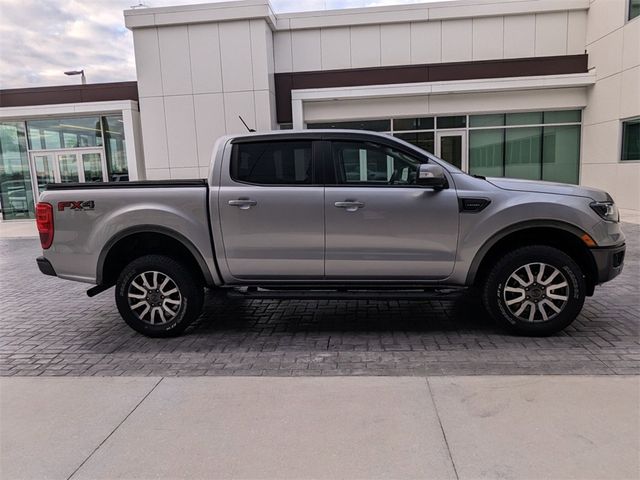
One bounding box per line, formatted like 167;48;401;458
64;70;86;85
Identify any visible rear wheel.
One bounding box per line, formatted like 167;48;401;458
482;245;585;336
115;255;204;337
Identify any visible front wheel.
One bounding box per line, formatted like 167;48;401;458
482;245;586;336
115;255;204;337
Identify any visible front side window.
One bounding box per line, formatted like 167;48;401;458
231;141;313;185
332;141;422;185
621;118;640;161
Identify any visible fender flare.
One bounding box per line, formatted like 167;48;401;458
96;225;215;286
465;219;591;285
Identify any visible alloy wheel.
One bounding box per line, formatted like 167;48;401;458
127;270;182;325
503;262;569;323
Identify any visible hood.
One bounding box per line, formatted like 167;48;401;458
486;177;611;202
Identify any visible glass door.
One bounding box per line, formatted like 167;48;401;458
436;130;467;171
29;149;107;202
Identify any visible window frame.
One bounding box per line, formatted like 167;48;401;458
229;139;321;187
620;116;640;162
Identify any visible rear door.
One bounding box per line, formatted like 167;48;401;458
324;139;459;280
218;139;324;280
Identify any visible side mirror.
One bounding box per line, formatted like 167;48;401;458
416;164;447;189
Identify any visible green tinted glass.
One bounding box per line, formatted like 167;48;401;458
506;112;543;126
102;116;129;180
469;129;504;177
469;114;505;128
394;117;434;131
543;110;581;124
621;119;640;161
0;122;35;220
542;125;580;184
27;117;102;150
436;116;466;129
394;131;434;153
505;127;542;180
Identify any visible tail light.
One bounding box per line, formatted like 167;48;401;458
36;202;54;249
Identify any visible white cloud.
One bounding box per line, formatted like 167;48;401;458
0;0;450;89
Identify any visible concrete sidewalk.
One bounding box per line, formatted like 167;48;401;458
1;376;638;480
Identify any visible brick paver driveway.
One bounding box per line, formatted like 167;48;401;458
1;224;638;376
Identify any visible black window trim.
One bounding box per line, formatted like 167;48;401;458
229;139;322;187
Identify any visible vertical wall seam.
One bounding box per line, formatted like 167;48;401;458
186;24;200;168
154;27;171;175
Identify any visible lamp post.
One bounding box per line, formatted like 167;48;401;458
64;70;86;85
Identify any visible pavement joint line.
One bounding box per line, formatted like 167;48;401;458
425;376;460;480
66;377;164;480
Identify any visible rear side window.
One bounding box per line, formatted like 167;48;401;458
231;141;313;185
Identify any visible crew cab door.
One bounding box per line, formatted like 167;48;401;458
218;139;324;280
324;139;459;279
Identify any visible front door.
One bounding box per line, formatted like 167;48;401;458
29;149;107;202
324;140;459;279
217;139;324;280
436;130;467;171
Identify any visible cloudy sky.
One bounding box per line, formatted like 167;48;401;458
0;0;441;89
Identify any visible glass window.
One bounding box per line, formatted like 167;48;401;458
0;122;35;220
621;118;640;161
27;117;103;150
394;117;434;131
394;132;435;154
542;125;580;184
231;141;312;185
58;154;79;183
307;119;390;131
629;0;640;20
102;116;128;181
506;112;543;126
332;141;422;185
82;153;105;182
505;127;542;180
469;129;504;177
543;110;581;124
469;114;505;128
436;116;466;129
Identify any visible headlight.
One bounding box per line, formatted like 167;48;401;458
590;201;619;222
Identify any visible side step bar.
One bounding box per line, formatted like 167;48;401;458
226;287;467;301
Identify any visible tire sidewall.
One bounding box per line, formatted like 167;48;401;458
485;246;585;336
116;255;202;337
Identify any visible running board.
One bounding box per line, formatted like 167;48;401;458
226;287;466;301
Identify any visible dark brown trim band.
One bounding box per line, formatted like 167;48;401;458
0;81;139;108
274;54;588;123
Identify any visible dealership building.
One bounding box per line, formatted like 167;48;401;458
0;0;638;220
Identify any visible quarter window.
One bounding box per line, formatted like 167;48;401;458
332;141;422;185
231;141;313;185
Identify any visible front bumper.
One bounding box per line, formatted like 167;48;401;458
591;243;625;283
36;256;57;277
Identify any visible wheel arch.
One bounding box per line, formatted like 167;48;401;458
467;220;599;295
97;225;215;287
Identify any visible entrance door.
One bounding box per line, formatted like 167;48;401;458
29;149;107;202
436;130;467;171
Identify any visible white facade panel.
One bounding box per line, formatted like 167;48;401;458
188;23;223;94
250;19;272;91
441;19;472;62
219;21;254;92
503;15;535;58
472;16;504;60
223;91;256;134
622;19;640;70
164;95;198;169
321;27;351;70
567;10;587;54
193;93;226;167
410;21;441;64
158;25;192;96
588;28;624;80
535;12;568;57
350;25;381;68
381;24;411;66
138;97;169;169
291;29;322;71
132;28;163;98
619;66;640;120
273;31;293;72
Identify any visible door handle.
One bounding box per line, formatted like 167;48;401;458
228;199;257;210
334;201;364;212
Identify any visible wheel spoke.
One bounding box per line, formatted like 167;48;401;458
130;301;148;310
141;272;152;289
127;291;146;300
162;288;178;296
547;281;568;291
536;263;546;283
130;280;146;294
538;301;549;321
540;299;561;313
539;269;560;286
163;297;181;305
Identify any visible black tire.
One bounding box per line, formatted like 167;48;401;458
482;245;585;336
115;254;204;337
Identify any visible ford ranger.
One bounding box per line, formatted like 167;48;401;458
35;130;626;337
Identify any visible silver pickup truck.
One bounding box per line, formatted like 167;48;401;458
35;130;625;337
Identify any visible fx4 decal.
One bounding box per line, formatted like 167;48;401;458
58;201;95;212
